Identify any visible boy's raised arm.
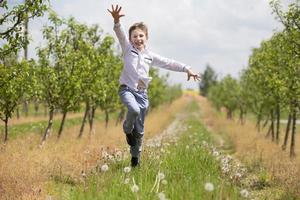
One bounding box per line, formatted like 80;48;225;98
107;4;129;53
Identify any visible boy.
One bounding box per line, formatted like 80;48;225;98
108;5;201;167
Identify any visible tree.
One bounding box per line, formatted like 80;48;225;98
0;58;33;142
0;0;48;59
199;64;217;96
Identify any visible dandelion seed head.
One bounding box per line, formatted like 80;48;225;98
161;179;168;185
101;164;109;172
81;172;86;178
124;178;130;184
158;192;167;200
158;172;165;180
124;166;131;173
212;150;220;157
131;184;139;193
240;189;249;198
204;182;214;192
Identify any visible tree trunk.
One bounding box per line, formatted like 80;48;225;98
16;107;20;119
41;108;54;144
34;100;39;116
239;108;245;125
290;110;297;158
265;110;274;141
256;113;262;132
275;104;280;144
89;107;96;135
115;107;125;126
271;110;275;141
23;100;29;117
226;109;233;119
44;104;48;116
78;103;89;139
282;113;292;151
3;115;8;143
105;110;109;128
57;111;67;140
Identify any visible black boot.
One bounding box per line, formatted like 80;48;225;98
131;156;139;167
126;132;137;146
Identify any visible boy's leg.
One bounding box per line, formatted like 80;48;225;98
130;92;149;166
119;88;141;136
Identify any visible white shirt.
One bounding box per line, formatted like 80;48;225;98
113;22;191;90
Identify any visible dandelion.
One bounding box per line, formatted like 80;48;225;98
158;172;165;180
124;166;131;174
204;182;214;192
81;172;86;178
158;192;168;200
131;177;139;193
101;164;109;172
212;150;220;157
131;184;139;193
124;178;130;184
186;145;190;149
240;189;249;198
161;179;168;185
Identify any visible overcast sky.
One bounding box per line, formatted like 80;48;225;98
27;0;292;89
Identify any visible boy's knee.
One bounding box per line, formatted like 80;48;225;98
130;107;140;117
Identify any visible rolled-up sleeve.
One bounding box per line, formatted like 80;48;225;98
151;52;191;72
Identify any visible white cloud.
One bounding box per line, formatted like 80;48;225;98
26;0;292;89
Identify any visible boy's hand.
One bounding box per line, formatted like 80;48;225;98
187;69;201;81
107;4;125;24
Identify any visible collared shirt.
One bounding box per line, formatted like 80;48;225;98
113;22;191;90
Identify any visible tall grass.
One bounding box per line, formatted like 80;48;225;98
52;101;240;200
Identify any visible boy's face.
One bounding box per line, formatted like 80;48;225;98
130;28;147;51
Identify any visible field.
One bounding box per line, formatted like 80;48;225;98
0;92;299;200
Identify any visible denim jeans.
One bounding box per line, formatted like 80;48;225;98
119;85;149;158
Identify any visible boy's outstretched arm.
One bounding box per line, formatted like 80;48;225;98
107;4;125;24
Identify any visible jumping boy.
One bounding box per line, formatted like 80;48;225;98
108;5;201;167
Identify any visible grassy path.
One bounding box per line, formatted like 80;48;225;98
49;98;243;200
0;95;187;200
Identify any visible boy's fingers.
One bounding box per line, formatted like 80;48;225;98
117;6;122;13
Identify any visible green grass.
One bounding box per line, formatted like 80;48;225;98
49;101;241;200
0;112;107;140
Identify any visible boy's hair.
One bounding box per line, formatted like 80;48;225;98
129;22;148;39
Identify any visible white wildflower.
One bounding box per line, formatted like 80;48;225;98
186;145;190;149
81;172;86;178
131;184;139;193
158;172;165;180
161;179;168;185
158;192;168;200
212;150;220;157
101;164;109;172
240;189;249;198
124;166;131;174
204;182;214;192
124;178;130;184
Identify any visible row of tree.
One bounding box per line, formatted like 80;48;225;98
201;0;300;157
0;2;182;143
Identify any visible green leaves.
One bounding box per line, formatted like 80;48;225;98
0;0;49;60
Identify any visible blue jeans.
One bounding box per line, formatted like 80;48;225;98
119;85;149;158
